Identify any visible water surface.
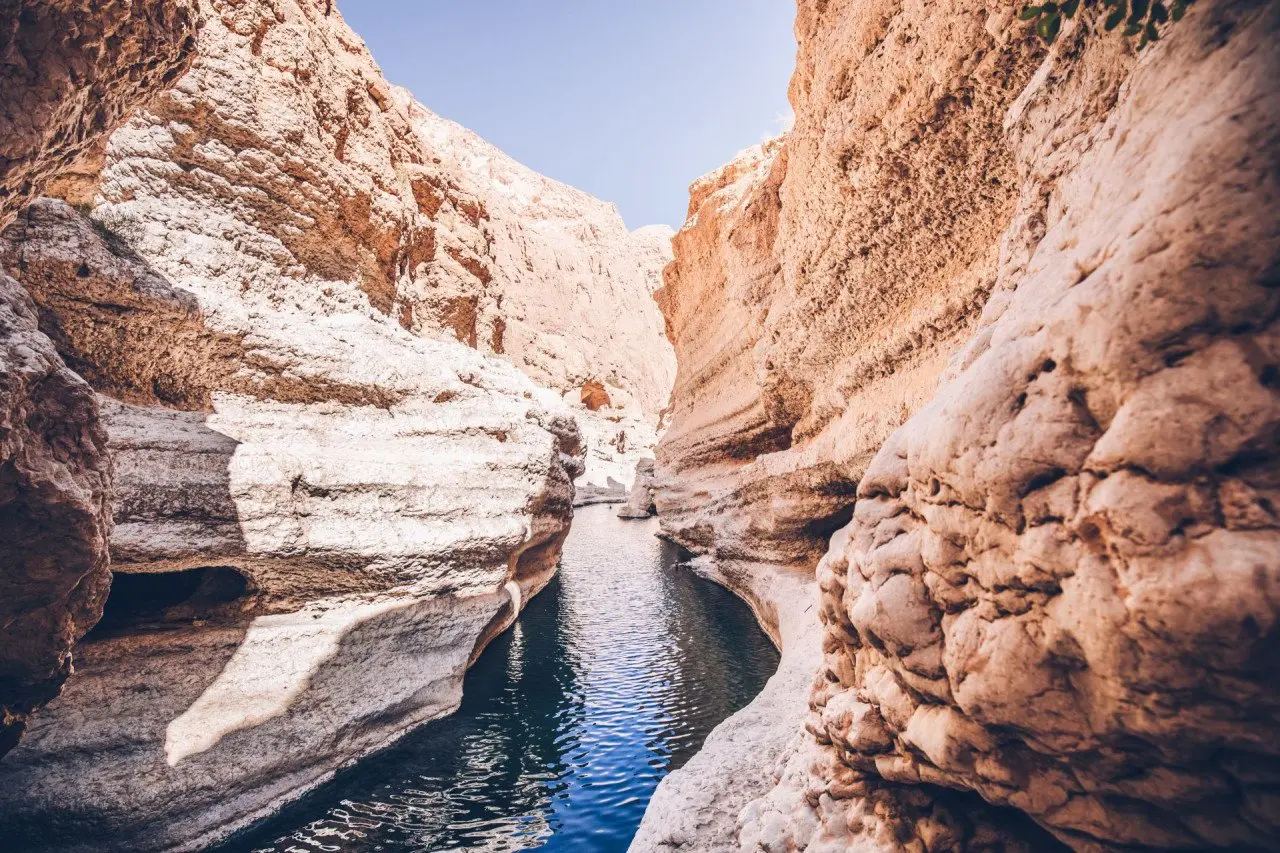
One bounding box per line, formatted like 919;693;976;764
217;504;779;853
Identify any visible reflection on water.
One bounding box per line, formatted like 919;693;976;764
215;504;779;853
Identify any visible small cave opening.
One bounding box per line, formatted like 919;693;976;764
802;501;856;542
88;566;251;638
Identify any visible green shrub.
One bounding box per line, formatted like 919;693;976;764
1020;0;1192;47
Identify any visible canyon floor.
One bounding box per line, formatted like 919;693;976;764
0;0;1276;851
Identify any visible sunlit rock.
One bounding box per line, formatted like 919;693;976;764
644;0;1280;849
0;0;196;757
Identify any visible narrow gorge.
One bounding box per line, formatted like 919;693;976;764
0;1;1275;852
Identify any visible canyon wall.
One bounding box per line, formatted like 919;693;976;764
0;0;197;757
644;0;1279;850
401;94;676;489
0;0;670;848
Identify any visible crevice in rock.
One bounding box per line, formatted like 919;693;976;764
87;566;252;639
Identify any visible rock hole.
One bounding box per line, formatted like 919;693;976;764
1218;450;1271;477
88;567;250;638
75;263;91;278
803;502;856;541
1021;467;1066;497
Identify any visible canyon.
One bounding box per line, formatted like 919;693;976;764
639;0;1280;850
1;0;1277;852
0;0;671;849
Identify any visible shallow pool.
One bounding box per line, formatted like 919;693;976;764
215;504;779;853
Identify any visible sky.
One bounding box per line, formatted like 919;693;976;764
338;1;797;230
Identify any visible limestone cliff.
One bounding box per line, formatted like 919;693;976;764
399;94;676;489
643;0;1279;850
0;0;668;848
0;0;197;225
0;0;196;757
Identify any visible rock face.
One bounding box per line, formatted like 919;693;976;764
1;198;582;590
0;196;581;853
0;0;196;758
0;271;110;758
618;457;659;518
0;0;670;847
0;0;197;226
399;96;676;488
647;0;1280;850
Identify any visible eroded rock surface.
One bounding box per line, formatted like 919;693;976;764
0;0;196;226
648;0;1279;850
0;194;582;853
618;457;659;519
0;0;677;846
400;96;676;488
0;0;196;758
0;271;109;757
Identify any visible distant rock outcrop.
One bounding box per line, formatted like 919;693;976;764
398;94;676;489
617;458;658;519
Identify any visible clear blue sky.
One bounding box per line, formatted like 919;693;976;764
338;1;796;229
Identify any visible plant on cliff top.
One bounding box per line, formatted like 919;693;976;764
1021;0;1191;47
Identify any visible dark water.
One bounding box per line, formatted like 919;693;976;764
216;504;779;853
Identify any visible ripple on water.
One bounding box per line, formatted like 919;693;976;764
215;504;779;853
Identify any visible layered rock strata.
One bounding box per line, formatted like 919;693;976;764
0;193;581;853
0;0;669;847
0;0;196;757
400;96;676;488
647;0;1279;849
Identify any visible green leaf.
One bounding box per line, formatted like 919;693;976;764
1151;1;1169;22
1129;0;1150;20
1145;19;1161;40
1063;0;1081;17
1019;5;1042;20
1171;1;1185;20
1106;5;1127;28
1043;1;1060;11
1038;11;1063;41
1138;30;1150;47
1124;19;1144;35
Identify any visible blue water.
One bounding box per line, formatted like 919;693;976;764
214;504;779;853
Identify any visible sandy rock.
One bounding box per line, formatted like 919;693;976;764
618;457;659;519
0;271;110;757
399;96;677;488
0;0;196;226
653;0;1279;849
0;0;195;759
653;137;863;570
0;195;583;851
0;578;538;853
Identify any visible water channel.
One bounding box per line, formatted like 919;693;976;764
214;504;779;853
